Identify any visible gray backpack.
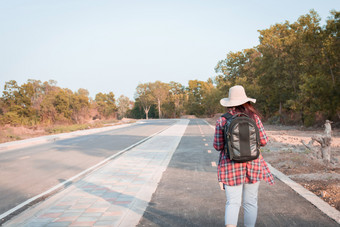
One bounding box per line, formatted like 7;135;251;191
222;112;261;162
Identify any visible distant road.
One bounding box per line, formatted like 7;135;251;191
0;120;175;215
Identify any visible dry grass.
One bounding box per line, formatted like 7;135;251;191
0;118;132;144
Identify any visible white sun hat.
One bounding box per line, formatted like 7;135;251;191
220;85;256;107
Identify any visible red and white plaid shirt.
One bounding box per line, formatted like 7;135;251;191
213;110;274;186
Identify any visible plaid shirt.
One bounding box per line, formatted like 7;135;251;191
213;110;274;186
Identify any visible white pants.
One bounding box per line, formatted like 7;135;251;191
224;181;260;227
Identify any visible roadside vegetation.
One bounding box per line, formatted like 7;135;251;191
0;9;339;143
131;10;340;127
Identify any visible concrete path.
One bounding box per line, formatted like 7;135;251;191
137;119;339;227
0;121;141;152
4;120;189;227
3;119;340;227
0;120;173;216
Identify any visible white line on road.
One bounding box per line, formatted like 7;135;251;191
18;156;30;160
0;122;174;222
0;121;144;153
203;119;215;129
267;163;340;224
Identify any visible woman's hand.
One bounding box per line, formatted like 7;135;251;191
219;182;225;191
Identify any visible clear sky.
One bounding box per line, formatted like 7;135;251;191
0;0;338;100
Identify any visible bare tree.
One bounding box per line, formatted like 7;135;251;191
301;120;333;163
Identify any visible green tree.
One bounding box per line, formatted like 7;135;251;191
70;88;90;123
167;81;186;118
40;89;58;124
54;89;72;123
149;81;170;119
325;10;340;120
135;83;154;119
95;92;117;119
39;81;60;124
117;95;131;119
1;80;38;125
185;80;219;116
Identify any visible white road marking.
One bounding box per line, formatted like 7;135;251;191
19;156;30;160
267;163;340;224
0;121;177;222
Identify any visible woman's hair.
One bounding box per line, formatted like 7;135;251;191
229;102;262;119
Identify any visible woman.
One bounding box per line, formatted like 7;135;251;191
213;85;274;227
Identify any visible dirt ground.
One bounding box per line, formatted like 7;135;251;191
205;117;340;211
262;124;340;211
0;118;135;144
0;126;47;143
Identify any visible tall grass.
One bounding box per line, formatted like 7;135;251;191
45;122;104;134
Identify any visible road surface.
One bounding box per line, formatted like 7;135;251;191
0;120;174;215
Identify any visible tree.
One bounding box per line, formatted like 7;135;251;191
117;95;131;119
39;81;61;125
1;80;38;125
70;88;90;123
214;10;340;125
54;88;72;122
325;10;340;120
168;81;186;118
202;79;223;116
95;92;117;119
185;80;220;116
135;83;154;119
40;89;58;124
214;48;262;114
149;81;170;119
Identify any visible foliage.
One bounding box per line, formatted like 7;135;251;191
1;10;338;126
117;95;131;119
149;81;170;118
134;83;155;119
215;10;340;126
95;92;117;119
0;80;116;126
45;122;103;134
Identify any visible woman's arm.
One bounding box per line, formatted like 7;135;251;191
254;114;268;146
213;117;225;151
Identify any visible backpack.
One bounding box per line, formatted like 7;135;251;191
222;112;261;162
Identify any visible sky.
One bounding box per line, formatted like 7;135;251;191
0;0;338;100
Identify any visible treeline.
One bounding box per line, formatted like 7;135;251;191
0;79;132;126
130;80;222;119
213;10;339;126
1;10;339;127
131;10;340;126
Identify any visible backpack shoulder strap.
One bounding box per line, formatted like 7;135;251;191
221;112;233;120
233;112;249;118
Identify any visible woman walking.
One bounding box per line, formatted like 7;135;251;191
213;85;274;227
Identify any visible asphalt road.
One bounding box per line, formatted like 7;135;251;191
137;119;338;227
0;120;175;215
